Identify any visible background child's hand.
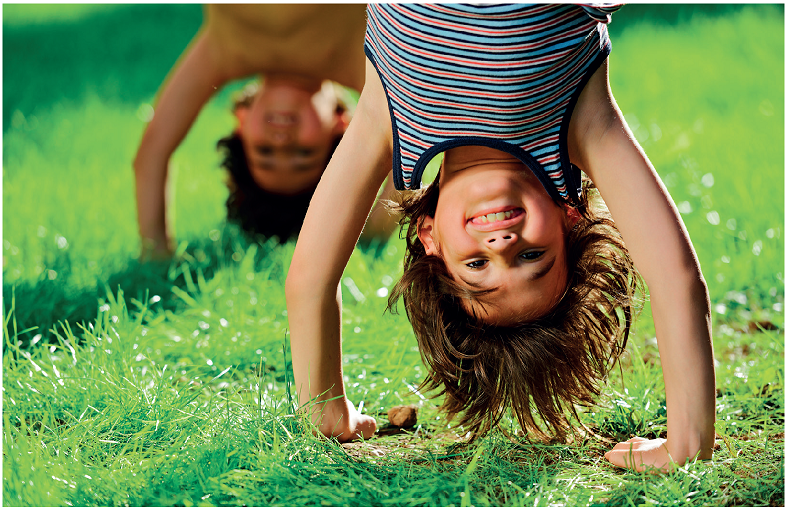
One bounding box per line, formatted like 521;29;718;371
604;437;672;472
139;237;174;262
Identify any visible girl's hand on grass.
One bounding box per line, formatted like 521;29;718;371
335;406;377;443
314;398;377;443
604;437;672;472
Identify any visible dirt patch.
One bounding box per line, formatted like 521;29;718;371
340;427;466;461
340;441;390;458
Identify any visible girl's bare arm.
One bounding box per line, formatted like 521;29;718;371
570;60;716;471
133;29;238;260
285;59;392;441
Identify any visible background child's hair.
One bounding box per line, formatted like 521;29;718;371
387;176;644;441
217;133;324;243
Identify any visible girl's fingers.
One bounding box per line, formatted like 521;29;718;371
604;438;656;459
336;406;378;442
356;414;378;439
608;436;651;452
605;448;643;469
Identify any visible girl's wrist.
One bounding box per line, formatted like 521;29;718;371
666;424;715;465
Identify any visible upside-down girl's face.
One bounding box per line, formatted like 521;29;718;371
417;147;579;325
235;79;348;196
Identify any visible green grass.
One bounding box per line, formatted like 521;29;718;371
3;4;784;507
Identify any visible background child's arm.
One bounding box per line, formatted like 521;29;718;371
569;60;716;471
133;29;237;260
285;59;392;441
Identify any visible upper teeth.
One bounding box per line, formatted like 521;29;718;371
477;211;513;223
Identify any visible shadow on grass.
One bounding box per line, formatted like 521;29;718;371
4;258;177;348
1;217;392;354
2;226;289;352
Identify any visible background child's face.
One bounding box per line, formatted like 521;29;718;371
236;80;347;196
418;157;574;325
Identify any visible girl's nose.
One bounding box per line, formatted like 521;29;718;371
485;232;518;251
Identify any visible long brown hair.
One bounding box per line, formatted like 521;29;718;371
388;177;643;441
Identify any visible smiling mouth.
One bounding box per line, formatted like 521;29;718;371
468;207;524;228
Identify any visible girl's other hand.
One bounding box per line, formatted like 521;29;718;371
604;437;672;472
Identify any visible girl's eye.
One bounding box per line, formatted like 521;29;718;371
519;251;544;261
466;260;487;269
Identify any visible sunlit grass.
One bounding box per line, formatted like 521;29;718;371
3;4;125;26
3;4;784;507
609;6;784;324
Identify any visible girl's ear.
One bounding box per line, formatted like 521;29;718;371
417;216;438;256
564;205;581;230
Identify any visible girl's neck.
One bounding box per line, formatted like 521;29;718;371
442;145;523;177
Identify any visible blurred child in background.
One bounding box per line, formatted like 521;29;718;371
286;4;715;473
134;4;397;259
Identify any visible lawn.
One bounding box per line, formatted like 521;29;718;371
3;4;784;506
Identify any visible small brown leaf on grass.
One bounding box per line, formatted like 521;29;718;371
388;405;418;428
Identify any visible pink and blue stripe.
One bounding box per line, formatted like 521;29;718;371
364;3;618;202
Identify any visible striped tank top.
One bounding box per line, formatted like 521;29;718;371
364;3;619;203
